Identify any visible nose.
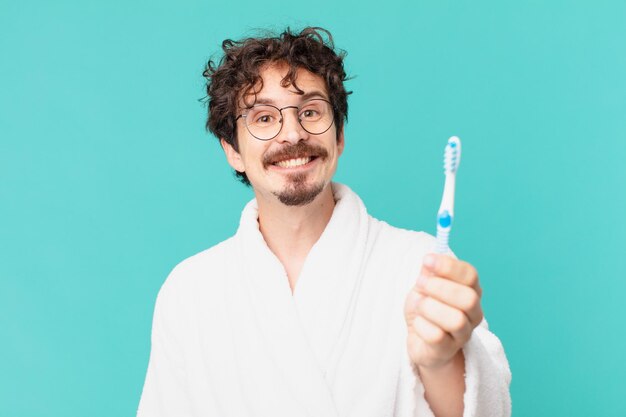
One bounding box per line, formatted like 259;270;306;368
276;107;309;145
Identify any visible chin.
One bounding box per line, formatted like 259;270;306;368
273;175;327;206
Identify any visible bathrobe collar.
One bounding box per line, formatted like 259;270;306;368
234;182;370;417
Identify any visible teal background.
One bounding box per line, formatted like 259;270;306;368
1;0;625;416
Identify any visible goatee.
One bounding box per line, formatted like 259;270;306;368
274;174;325;206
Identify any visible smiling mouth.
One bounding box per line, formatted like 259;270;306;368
273;156;317;168
263;142;328;169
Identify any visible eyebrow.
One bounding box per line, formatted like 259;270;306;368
252;90;329;106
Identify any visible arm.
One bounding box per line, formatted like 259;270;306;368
415;350;465;417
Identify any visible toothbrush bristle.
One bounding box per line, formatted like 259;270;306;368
443;136;462;174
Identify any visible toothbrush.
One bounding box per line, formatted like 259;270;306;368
435;136;462;254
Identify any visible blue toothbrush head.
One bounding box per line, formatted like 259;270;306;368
444;136;462;174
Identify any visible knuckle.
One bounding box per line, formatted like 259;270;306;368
463;291;480;311
468;266;479;285
450;312;467;333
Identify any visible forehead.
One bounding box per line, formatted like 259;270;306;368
240;63;328;107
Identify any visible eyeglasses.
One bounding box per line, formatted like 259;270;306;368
235;98;334;141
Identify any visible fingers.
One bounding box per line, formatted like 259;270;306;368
423;254;481;294
412;315;455;346
415;296;473;341
419;276;484;327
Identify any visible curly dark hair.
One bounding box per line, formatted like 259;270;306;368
202;27;351;185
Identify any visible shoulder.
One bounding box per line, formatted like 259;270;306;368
345;215;437;297
158;236;238;300
365;216;440;289
368;215;437;255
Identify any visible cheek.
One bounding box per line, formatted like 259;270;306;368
330;140;342;162
240;141;271;169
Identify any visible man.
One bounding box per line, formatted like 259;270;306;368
138;27;511;417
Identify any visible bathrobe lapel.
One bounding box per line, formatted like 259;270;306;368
292;184;371;377
236;198;339;417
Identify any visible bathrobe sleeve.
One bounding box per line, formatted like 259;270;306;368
137;269;194;417
460;318;512;417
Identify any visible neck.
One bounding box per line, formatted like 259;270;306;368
256;183;336;290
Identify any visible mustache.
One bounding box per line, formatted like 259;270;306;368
262;142;329;168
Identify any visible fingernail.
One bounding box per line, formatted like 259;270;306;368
423;254;436;268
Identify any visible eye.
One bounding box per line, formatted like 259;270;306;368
256;114;274;124
301;109;320;119
248;109;277;125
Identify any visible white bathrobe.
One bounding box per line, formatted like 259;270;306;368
138;183;511;417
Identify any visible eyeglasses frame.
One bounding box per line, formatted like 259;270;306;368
235;98;335;141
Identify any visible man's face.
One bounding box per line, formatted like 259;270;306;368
223;63;344;206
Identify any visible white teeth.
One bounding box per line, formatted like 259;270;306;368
276;157;311;168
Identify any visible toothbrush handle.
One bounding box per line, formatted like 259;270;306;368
435;210;453;254
435;225;451;254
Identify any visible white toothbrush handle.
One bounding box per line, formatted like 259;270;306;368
435;214;452;254
436;173;456;254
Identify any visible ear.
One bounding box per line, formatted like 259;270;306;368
220;138;245;173
337;126;345;157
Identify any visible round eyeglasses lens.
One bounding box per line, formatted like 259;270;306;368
298;99;334;135
244;105;282;140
